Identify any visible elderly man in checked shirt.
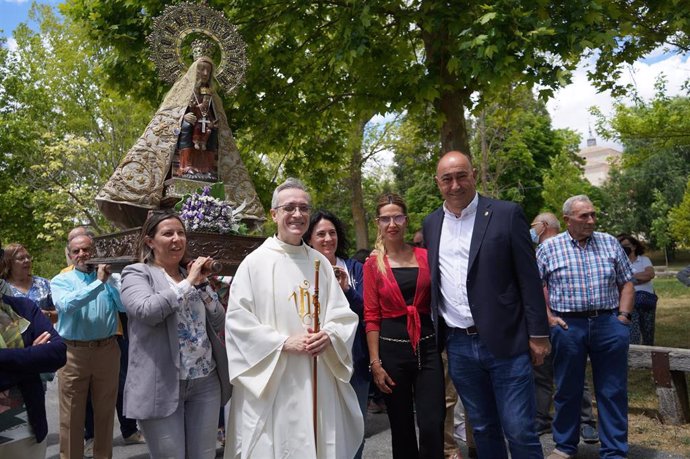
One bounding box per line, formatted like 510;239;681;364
536;195;634;459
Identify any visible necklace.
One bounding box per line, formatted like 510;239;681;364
191;90;213;133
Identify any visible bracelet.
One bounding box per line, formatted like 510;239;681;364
368;359;382;372
618;311;632;320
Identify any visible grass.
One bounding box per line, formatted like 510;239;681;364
619;278;690;455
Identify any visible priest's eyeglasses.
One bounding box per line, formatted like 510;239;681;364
377;215;407;226
274;204;312;214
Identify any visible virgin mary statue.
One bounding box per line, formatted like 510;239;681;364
96;31;264;229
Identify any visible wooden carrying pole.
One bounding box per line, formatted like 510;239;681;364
312;260;321;452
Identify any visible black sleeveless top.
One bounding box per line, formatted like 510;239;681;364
391;267;418;305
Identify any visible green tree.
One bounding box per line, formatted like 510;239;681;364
650;189;672;266
593;79;690;244
388;108;443;233
541;136;596;217
669;178;690;248
0;5;153;254
60;0;690;252
62;0;681;156
472;86;565;218
312;116;397;249
587;2;690;96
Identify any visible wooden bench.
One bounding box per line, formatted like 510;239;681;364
629;344;690;424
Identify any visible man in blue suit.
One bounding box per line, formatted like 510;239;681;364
422;151;550;459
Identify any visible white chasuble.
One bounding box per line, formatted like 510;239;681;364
225;236;363;459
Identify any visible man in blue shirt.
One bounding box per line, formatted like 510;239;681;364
537;195;634;459
51;232;124;459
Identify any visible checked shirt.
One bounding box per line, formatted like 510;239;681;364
536;231;633;312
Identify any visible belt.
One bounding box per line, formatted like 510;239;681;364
379;333;435;344
552;309;616;318
64;336;116;348
449;326;478;335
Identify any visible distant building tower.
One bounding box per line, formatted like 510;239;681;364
578;130;622;186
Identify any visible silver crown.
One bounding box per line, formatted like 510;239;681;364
191;38;215;61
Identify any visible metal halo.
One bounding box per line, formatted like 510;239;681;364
147;2;247;94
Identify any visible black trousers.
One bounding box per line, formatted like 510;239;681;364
380;316;445;459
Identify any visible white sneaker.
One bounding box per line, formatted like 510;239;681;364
123;430;146;445
546;449;575;459
83;438;94;458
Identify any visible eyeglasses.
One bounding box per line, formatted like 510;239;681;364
14;256;32;263
377;215;407;226
274;203;312;214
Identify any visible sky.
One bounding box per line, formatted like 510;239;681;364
547;51;690;150
1;0;689;151
0;0;60;37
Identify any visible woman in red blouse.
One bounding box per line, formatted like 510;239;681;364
364;193;445;459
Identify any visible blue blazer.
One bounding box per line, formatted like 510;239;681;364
422;195;549;358
343;258;369;383
0;296;67;442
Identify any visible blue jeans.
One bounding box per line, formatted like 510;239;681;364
446;329;542;459
551;312;629;458
139;371;221;459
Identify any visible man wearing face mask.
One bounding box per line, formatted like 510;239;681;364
529;213;560;246
530;213;599;445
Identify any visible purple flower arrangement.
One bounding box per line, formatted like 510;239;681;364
179;186;248;234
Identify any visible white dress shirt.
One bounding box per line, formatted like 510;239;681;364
438;193;478;328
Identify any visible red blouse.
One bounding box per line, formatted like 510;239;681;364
363;247;432;350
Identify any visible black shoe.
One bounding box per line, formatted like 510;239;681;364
580;424;599;444
536;421;552;436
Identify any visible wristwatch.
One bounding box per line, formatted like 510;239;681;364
618;311;632;320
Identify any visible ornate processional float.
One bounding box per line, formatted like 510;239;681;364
91;2;265;274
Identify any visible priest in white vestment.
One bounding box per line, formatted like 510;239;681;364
225;178;364;459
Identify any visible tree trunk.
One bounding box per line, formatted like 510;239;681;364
419;8;471;157
348;114;372;250
479;110;489;187
437;88;470;155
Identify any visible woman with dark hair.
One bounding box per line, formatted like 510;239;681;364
1;244;56;323
617;234;657;345
363;193;444;459
120;211;231;458
305;210;369;459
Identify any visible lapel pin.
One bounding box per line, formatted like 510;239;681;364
484;211;489;216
